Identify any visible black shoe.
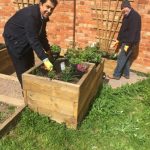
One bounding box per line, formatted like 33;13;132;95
108;75;120;80
122;75;130;79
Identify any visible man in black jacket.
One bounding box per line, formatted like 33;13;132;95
3;0;58;87
109;0;141;80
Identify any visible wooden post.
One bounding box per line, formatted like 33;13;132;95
16;0;20;10
106;0;120;51
104;0;111;51
108;11;122;51
94;0;101;48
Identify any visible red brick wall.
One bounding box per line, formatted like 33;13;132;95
0;0;150;73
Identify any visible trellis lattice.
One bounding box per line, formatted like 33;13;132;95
92;0;134;52
13;0;39;10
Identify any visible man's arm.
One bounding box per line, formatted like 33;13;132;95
39;21;51;52
25;16;48;60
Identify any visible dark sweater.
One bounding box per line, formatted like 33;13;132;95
3;4;50;60
117;9;141;45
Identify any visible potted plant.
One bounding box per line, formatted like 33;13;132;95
50;44;61;60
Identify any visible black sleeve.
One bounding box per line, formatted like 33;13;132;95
125;14;141;44
24;16;48;60
39;21;51;51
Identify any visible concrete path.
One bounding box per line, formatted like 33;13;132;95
103;59;147;89
104;71;147;89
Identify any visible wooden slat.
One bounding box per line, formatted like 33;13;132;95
29;104;77;129
95;28;119;32
94;0;101;48
93;17;122;23
13;0;38;4
96;36;116;41
0;95;24;106
27;91;74;115
92;7;121;12
23;75;79;102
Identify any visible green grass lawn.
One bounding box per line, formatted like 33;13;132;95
0;77;150;150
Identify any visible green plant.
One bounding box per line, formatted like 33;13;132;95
61;66;74;82
51;44;61;53
69;57;82;65
65;48;82;59
47;70;56;79
81;47;102;63
31;68;44;76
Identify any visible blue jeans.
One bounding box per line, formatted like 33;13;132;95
113;43;134;77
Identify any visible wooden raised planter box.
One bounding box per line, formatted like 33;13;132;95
22;60;104;128
0;48;15;74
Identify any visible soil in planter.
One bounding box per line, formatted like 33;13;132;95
0;102;17;123
31;62;89;84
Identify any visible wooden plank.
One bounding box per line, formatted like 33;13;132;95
92;7;121;12
77;60;104;118
13;0;38;4
29;105;77;129
77;72;103;122
0;73;18;81
27;91;74;115
23;75;79;102
0;95;24;106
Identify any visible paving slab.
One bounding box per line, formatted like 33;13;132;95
104;71;147;89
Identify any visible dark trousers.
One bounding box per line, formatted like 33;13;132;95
113;43;135;77
4;36;35;88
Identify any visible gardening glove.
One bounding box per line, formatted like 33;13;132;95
124;45;129;52
43;58;53;71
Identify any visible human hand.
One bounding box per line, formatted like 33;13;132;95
43;58;53;71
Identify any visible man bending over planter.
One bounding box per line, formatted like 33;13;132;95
109;0;141;80
3;0;58;87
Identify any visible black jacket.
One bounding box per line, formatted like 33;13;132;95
3;4;50;60
117;9;141;45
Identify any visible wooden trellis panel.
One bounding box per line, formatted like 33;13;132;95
13;0;39;10
92;0;134;52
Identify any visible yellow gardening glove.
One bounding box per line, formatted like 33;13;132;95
124;45;129;52
43;58;53;71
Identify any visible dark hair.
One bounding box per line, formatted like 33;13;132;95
121;0;131;10
40;0;58;6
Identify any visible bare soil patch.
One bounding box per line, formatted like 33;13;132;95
0;102;17;123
